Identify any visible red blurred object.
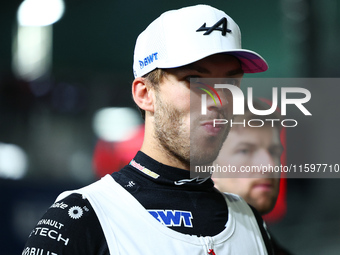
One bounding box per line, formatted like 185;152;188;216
260;98;287;223
262;127;287;223
93;125;145;178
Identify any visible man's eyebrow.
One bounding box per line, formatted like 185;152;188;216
227;68;244;76
235;142;256;147
270;144;284;153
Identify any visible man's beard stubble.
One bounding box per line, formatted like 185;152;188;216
153;93;231;168
154;94;190;166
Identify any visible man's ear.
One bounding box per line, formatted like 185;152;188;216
132;77;155;113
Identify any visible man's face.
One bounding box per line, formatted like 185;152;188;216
153;54;243;167
213;124;282;215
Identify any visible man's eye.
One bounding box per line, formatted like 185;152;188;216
185;76;201;83
270;147;283;158
222;78;238;86
238;148;250;155
229;79;237;85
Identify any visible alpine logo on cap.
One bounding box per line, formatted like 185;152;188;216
196;17;231;36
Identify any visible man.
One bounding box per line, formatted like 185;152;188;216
23;5;272;255
212;99;292;254
213;99;282;215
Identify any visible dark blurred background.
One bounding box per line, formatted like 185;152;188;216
1;0;340;254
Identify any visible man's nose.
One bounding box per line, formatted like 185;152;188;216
205;89;229;113
256;150;279;177
257;150;276;166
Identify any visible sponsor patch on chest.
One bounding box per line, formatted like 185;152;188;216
148;210;193;227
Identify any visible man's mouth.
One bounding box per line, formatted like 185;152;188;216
252;182;274;192
200;121;225;136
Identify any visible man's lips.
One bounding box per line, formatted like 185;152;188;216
252;182;274;192
200;121;225;136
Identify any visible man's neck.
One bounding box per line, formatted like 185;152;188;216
140;143;190;171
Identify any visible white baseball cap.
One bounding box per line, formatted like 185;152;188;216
133;5;268;78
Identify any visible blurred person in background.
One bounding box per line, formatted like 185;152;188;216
213;98;293;255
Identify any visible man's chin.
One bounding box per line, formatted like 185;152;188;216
189;134;227;168
190;150;220;166
252;199;276;215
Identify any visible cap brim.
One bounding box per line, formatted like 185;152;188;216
226;50;268;73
